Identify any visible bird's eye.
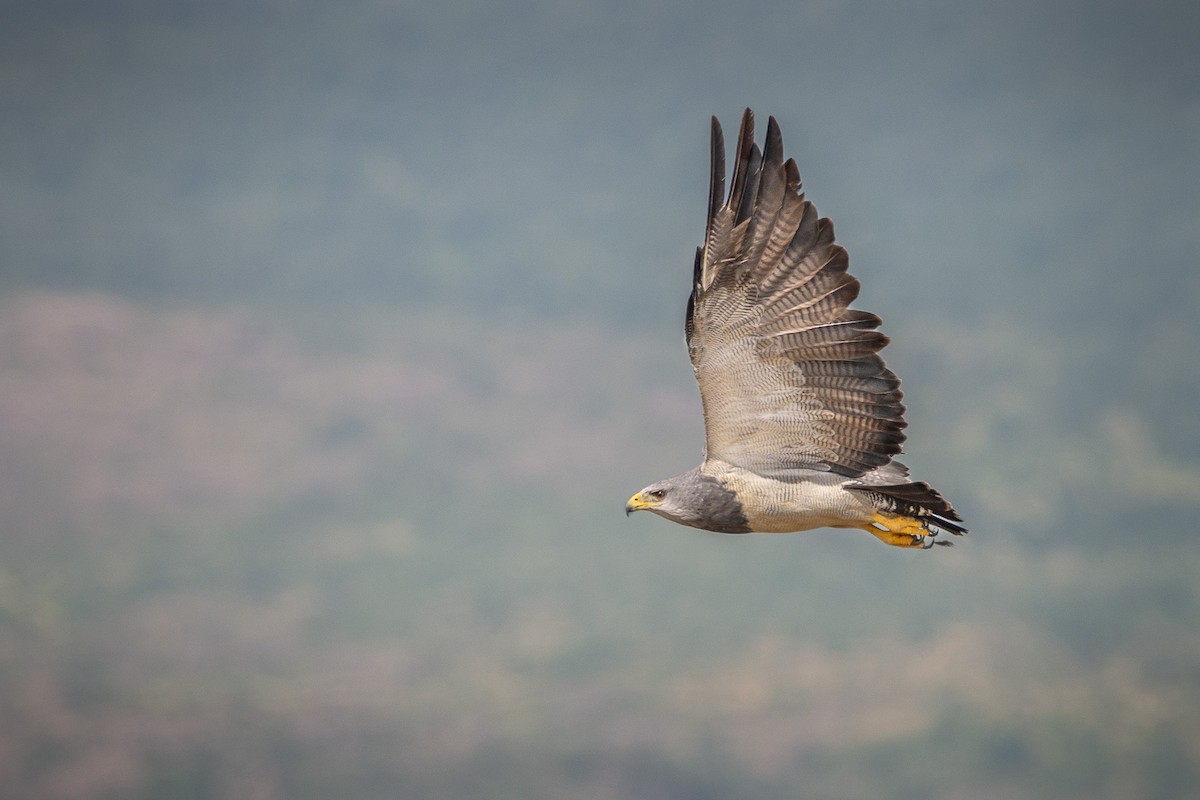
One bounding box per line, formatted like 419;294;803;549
647;489;666;499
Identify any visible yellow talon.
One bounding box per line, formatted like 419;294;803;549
863;512;934;549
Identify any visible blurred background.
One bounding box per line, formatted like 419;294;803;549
2;0;1198;797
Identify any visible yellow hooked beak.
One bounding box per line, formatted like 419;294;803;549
625;491;661;516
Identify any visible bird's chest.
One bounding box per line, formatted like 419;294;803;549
707;463;870;533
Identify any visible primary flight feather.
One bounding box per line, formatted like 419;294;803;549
626;109;966;548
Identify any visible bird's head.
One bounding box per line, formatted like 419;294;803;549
625;469;750;533
625;480;675;519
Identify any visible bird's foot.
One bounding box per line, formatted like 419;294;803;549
863;513;951;549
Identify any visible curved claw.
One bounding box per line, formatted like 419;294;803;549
863;512;944;549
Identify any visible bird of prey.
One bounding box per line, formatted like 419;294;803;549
626;109;966;548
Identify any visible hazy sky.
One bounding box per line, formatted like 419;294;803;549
3;0;1197;327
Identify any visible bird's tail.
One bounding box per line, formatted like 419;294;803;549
847;481;967;536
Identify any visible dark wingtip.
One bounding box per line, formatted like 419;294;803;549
708;116;726;223
764;116;784;167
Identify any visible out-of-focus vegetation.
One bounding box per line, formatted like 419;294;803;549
2;0;1198;798
1;291;1197;799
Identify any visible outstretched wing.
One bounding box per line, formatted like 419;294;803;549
687;109;906;479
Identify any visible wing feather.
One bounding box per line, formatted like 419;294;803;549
688;109;906;478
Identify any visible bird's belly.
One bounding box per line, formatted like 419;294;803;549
711;463;874;533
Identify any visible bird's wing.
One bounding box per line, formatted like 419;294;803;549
687;109;906;479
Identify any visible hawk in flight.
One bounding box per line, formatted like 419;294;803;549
626;110;966;548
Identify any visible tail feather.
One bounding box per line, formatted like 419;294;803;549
848;481;968;535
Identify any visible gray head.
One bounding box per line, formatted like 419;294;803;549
625;468;751;533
